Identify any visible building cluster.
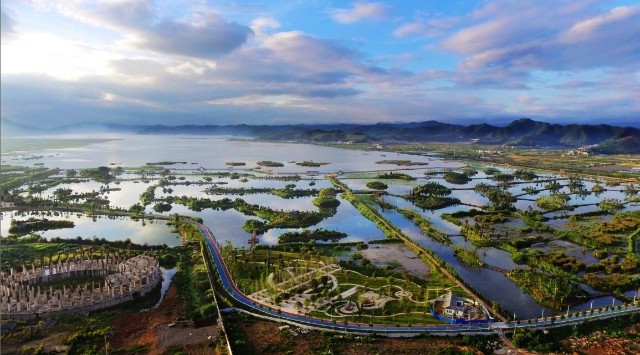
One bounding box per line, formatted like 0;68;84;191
434;292;487;321
1;254;161;319
563;147;590;156
477;149;505;156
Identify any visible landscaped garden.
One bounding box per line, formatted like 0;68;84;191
219;243;478;326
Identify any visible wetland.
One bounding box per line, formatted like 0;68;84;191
1;134;639;322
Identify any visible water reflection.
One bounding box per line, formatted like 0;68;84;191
0;211;180;247
377;207;552;319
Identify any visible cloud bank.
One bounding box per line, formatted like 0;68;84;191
1;0;639;128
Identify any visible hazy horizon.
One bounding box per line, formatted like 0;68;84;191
2;1;639;128
3;116;640;133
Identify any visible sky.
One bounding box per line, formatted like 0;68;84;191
1;0;639;128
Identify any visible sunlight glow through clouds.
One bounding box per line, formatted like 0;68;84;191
1;32;114;80
100;91;161;108
102;93;116;101
208;94;329;112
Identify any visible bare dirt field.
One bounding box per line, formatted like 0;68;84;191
360;244;431;279
567;323;640;355
110;284;218;354
239;317;482;355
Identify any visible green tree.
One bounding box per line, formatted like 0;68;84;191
318;188;337;199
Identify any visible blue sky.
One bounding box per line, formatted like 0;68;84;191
1;0;639;128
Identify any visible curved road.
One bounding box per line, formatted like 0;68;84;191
196;222;640;335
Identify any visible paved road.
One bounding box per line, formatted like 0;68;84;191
196;222;640;335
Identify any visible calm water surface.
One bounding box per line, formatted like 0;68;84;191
3;135;460;172
0;210;180;246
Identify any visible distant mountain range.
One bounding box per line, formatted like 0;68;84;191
2;118;639;153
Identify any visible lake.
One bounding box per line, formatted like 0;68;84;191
1;134;462;172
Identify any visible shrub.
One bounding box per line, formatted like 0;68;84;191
444;172;471;185
366;181;388;190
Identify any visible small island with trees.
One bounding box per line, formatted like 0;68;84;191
313;188;341;208
366;181;388;190
8;218;75;234
295;161;329;167
375;159;429;166
257;160;285;167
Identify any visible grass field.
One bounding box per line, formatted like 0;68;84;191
327;142;640;181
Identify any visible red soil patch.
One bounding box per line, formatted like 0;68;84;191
240;318;481;355
567;328;640;355
110;284;184;354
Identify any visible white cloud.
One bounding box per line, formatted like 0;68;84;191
167;61;211;76
102;92;115;101
440;1;640;72
559;6;640;43
49;0;254;59
393;22;425;38
330;2;390;24
1;32;115;80
394;16;463;38
251;17;280;39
